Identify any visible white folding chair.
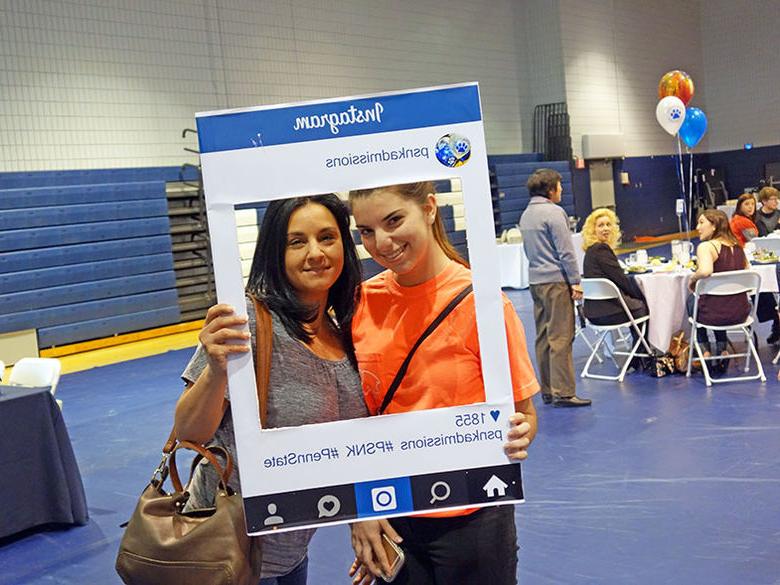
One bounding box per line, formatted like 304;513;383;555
0;360;5;383
580;278;654;382
574;301;603;364
686;270;765;386
9;357;63;408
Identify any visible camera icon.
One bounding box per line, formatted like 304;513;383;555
370;486;397;512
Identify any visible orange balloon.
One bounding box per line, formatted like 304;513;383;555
658;70;695;106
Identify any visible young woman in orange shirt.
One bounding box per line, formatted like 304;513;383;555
348;181;539;585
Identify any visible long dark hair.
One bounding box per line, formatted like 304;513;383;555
699;208;739;246
734;193;756;221
349;181;468;267
246;194;362;364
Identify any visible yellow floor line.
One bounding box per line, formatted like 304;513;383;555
56;330;199;375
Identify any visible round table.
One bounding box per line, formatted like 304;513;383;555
633;264;777;351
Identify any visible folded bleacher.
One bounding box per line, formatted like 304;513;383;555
0;167;197;348
488;154;575;234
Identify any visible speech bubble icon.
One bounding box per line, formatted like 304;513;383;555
317;495;341;518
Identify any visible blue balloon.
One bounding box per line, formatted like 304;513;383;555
679;107;708;148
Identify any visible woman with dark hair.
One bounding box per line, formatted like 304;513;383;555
174;194;367;585
687;209;750;373
347;181;539;585
729;193;758;247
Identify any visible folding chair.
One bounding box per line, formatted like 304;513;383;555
574;301;602;364
9;357;63;408
580;278;654;382
0;360;5;383
686;270;765;386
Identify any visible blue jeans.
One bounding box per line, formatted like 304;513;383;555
259;556;308;585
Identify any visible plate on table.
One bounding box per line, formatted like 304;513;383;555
752;257;779;264
626;266;653;275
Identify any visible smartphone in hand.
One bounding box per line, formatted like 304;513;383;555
380;533;405;582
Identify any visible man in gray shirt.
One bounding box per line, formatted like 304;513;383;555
755;186;780;236
519;168;591;407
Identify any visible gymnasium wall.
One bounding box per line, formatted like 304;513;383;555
557;0;706;158
0;0;530;171
701;0;780;152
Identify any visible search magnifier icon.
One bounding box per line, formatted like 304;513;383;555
429;481;451;505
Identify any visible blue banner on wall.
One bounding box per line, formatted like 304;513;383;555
196;84;482;153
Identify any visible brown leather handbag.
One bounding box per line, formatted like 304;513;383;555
115;442;262;585
115;296;272;585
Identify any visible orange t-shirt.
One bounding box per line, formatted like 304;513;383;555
352;262;539;517
353;261;538;414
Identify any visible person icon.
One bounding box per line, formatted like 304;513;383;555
263;503;284;526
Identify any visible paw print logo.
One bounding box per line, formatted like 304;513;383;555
670;108;682;120
435;133;471;167
453;138;469;155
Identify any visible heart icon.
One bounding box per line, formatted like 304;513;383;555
317;495;341;518
490;410;500;422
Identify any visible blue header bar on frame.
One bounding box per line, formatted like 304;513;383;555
196;84;482;153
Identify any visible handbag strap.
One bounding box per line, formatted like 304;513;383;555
168;441;232;492
377;284;473;415
248;294;273;428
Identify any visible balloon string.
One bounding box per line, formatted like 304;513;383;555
676;135;688;234
688;149;694;242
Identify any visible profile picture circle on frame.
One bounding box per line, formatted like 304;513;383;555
435;133;471;167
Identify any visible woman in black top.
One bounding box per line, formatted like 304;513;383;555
582;209;651;359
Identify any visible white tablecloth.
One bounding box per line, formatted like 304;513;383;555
634;264;778;350
498;243;528;289
571;233;584;271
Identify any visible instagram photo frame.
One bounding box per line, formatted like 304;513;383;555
196;83;525;535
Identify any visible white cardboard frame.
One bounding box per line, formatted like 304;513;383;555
197;83;523;535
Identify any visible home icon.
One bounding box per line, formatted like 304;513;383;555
482;475;509;498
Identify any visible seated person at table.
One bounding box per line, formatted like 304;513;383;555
754;187;780;236
687;209;750;373
739;191;780;343
581;209;650;358
729;193;758;247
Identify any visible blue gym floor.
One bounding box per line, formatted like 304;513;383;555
1;288;779;585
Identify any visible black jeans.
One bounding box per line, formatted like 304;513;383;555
378;505;518;585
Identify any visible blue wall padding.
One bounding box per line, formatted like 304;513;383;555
491;160;569;178
489;159;575;232
706;144;780;195
0;272;176;313
0;167;187;347
0;253;173;294
0;217;171;252
0;181;165;210
611;155;683;240
0;236;172;273
487;153;543;164
38;306;181;347
0;290;179;334
0;166;198;189
0;200;168;230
